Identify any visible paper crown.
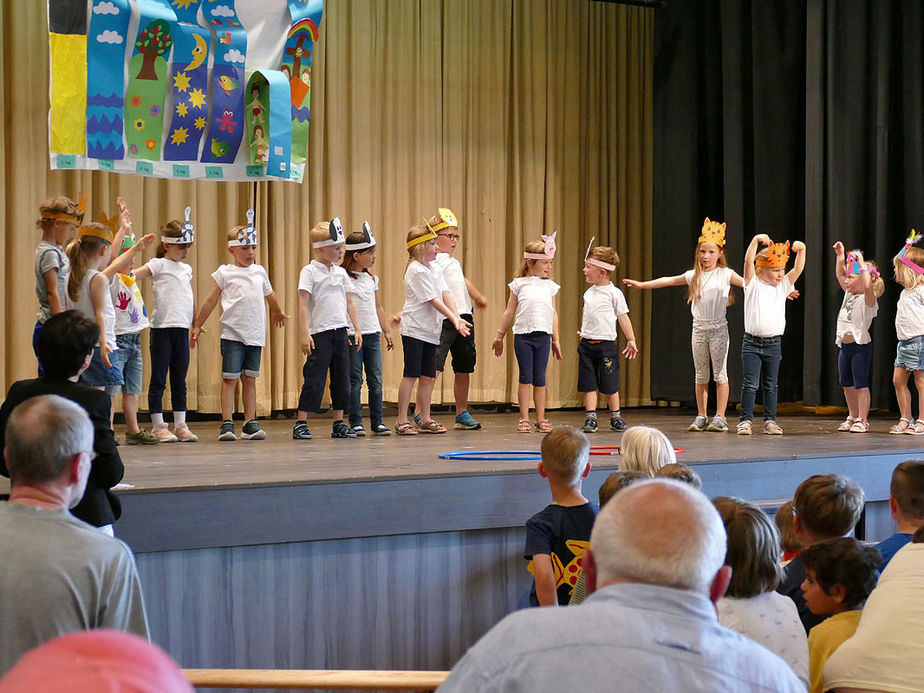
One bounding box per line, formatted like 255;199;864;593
755;240;790;268
524;231;558;260
77;223;114;243
313;217;345;248
409;217;438;249
345;221;376;251
99;210;121;239
845;250;880;279
229;209;258;247
583;236;616;271
41;193;87;225
430;208;458;233
164;207;195;245
698;218;727;247
897;229;924;274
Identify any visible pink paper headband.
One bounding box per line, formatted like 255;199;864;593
897;230;924;275
583;236;616;271
524;231;557;260
845;251;880;279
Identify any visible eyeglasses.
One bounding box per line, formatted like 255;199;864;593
438;233;461;242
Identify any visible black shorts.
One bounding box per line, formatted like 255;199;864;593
402;335;437;378
435;313;476;374
577;339;621;395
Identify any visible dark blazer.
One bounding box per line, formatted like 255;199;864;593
0;377;123;526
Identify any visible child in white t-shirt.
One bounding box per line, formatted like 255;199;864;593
133;209;197;442
831;242;883;434
624;219;744;433
890;231;924;434
395;224;470;435
292;218;361;441
737;234;806;436
578;243;637;433
191;211;288;441
492;233;563;433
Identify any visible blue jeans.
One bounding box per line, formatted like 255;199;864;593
348;333;383;428
740;333;782;422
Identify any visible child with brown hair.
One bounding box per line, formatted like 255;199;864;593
876;459;924;568
775;500;801;565
655;462;702;490
890;230;924;434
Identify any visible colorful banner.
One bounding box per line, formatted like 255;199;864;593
281;0;323;164
200;0;247;166
163;1;210;162
245;71;291;178
49;0;88;155
86;0;130;160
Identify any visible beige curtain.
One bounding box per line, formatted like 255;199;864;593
1;0;653;414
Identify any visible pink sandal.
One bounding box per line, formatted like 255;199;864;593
890;418;911;434
517;419;533;433
837;416;855;432
535;419;553;433
848;419;869;433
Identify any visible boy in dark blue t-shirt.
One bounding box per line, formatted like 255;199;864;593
524;426;597;606
876;460;924;570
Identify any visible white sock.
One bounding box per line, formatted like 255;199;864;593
173;411;186;426
151;413;165;427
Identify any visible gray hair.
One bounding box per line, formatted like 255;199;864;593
5;395;93;485
590;479;727;594
619;426;676;476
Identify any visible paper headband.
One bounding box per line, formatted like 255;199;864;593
430;208;458;233
524;231;558;260
164;207;195;245
409;217;438;249
897;229;924;274
698;218;727;248
77;224;114;243
313;217;345;249
41;193;87;225
845;250;880;279
345;221;376;251
228;209;258;247
583;237;616;271
755;240;790;268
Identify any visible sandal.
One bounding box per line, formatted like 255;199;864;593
889;417;911;435
535;419;553;433
837;416;856;432
517;419;533;433
394;421;418;436
418;420;447;434
906;419;924;436
848;419;869;433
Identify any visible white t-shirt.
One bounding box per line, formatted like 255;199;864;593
835;291;878;346
211;263;273;347
743;276;794;337
895;285;924;341
509;276;560;335
144;257;194;329
110;273;150;335
298;260;355;335
401;260;449;344
346;272;381;336
74;269;117;350
717;592;809;689
684;267;733;324
432;253;472;315
579;283;629;341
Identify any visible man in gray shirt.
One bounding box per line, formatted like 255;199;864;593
0;395;148;675
438;479;804;693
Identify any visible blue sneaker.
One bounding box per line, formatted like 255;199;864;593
454;410;482;430
241;419;266;440
292;421;312;440
331;421;357;439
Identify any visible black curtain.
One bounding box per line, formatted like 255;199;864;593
652;0;924;409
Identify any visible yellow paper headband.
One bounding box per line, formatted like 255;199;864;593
77;225;114;243
409;217;439;249
41;193;87;225
430;207;458;233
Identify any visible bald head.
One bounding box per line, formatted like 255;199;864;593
590;479;727;595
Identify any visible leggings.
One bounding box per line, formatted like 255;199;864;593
148;327;190;413
514;332;551;386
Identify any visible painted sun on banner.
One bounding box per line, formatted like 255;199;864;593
47;0;324;183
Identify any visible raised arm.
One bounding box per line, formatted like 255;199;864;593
622;274;687;290
832;242;849;291
787;241;806;285
108;197;131;266
191;281;221;348
101;233;155;281
492;293;519;356
743;234;771;285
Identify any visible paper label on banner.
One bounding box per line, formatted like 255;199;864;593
136;160;154;174
98;159;115;170
172;164;190;177
205;166;223;178
56;154;77;169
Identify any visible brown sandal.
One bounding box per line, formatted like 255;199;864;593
517;419;533;433
535;419;553;433
418;420;447;434
394;422;418;436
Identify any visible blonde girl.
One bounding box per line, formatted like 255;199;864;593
617;425;676;476
890;231;924;434
832;242;884;433
623;219;744;432
492;233;562;433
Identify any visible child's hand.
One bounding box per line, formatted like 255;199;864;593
791;240;806;253
833;241;845;256
271;309;289;328
354;333;363;352
551;338;563;361
492;336;504;357
753;233;772;245
301;334;315;355
117;197;132;232
383;330;394;351
622;278;642;289
190;327;203;349
454;317;471;337
786;289;800;301
623;339;639;359
134;233;156;251
101;342;114;368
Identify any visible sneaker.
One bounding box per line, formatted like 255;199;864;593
151;424;179;443
173;424;198;442
331;421;357;439
219;420;237;441
736;420;752;436
610;416;627;432
706;415;728;433
292;421;312;440
688;416;708;432
352;425;367;437
764;420;783;435
581;416;598;433
371;423;392;436
241;419;266;440
454;410;482;430
126;429;159;445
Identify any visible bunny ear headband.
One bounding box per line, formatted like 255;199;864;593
163;207;195;245
897;229;924;275
313;217;345;249
524;231;558;260
583;237;615;271
345;221;376;251
229;209;258;247
845;250;880;279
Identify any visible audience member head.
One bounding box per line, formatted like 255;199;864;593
800;538;880;615
655;462;702;490
712;496;782;598
597;470;648;507
774;500;801;558
4;395;93;508
36;310;99;379
792;474;864;546
619;426;676;476
0;629;193;692
539;426;591;487
586;479;728;599
889;460;924;528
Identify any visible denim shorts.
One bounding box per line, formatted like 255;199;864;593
895;335;924;371
80;345;123;388
221;339;262;379
106;333;143;395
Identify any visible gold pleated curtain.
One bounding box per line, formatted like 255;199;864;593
1;0;653;415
